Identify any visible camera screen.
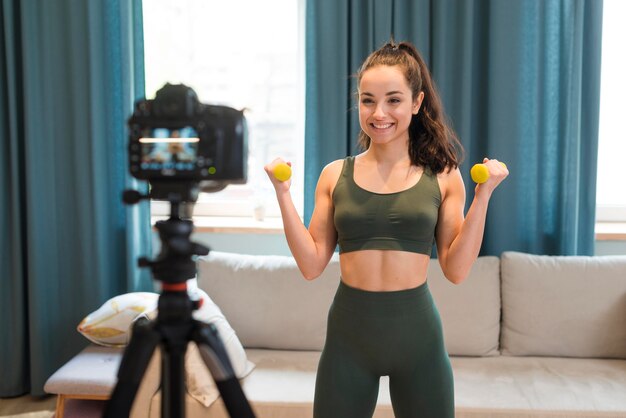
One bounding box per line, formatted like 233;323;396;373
139;127;199;172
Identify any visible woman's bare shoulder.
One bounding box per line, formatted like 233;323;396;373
436;166;464;199
324;158;346;173
436;166;462;181
318;158;347;193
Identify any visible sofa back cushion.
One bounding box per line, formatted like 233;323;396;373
501;251;626;358
198;251;502;356
197;251;340;350
428;256;501;356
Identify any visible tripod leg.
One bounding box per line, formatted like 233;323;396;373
161;332;188;418
103;318;160;418
192;320;256;418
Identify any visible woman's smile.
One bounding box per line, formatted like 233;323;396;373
370;122;395;131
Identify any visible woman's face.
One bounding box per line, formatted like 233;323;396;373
358;65;423;146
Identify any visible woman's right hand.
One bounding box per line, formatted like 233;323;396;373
264;158;292;192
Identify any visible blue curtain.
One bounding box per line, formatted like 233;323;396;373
0;0;151;396
305;0;602;256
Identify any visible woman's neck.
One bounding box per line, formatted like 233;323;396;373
362;142;412;168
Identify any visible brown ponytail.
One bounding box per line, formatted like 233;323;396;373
356;40;464;173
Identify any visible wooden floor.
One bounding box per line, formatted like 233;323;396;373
0;395;56;417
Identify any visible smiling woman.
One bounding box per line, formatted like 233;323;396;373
263;40;511;417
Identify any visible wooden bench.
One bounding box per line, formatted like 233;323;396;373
44;345;122;418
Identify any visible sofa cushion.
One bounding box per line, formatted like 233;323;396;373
451;355;626;417
501;251;626;358
149;349;396;418
149;349;626;418
77;292;159;347
428;256;501;356
197;251;341;350
198;252;501;355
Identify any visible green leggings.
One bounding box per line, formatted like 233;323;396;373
313;281;454;418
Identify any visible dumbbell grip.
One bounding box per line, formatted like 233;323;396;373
273;163;292;182
471;162;506;184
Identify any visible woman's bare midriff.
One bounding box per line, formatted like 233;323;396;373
339;250;430;291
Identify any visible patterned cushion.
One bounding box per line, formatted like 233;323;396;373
77;292;159;347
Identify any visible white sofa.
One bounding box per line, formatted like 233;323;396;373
46;251;626;417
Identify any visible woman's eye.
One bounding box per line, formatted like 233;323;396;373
361;98;374;104
389;97;401;104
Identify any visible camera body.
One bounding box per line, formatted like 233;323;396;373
128;83;247;201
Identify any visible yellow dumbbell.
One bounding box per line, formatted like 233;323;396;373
470;162;507;184
273;162;292;182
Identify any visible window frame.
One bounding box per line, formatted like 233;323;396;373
144;0;306;226
595;0;626;236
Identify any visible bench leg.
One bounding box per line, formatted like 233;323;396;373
55;395;65;418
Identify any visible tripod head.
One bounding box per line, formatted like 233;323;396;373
123;185;209;285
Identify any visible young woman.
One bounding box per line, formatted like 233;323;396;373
265;40;508;418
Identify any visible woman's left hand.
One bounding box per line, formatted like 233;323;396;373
475;158;509;196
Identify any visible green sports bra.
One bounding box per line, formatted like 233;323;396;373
332;156;441;255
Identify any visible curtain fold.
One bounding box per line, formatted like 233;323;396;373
305;0;602;256
0;0;151;396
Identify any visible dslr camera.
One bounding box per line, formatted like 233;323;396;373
128;83;247;202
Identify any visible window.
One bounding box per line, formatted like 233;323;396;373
597;0;626;223
142;0;305;223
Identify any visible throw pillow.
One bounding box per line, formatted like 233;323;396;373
77;292;159;347
77;285;254;408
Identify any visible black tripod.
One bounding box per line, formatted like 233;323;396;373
103;190;256;418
